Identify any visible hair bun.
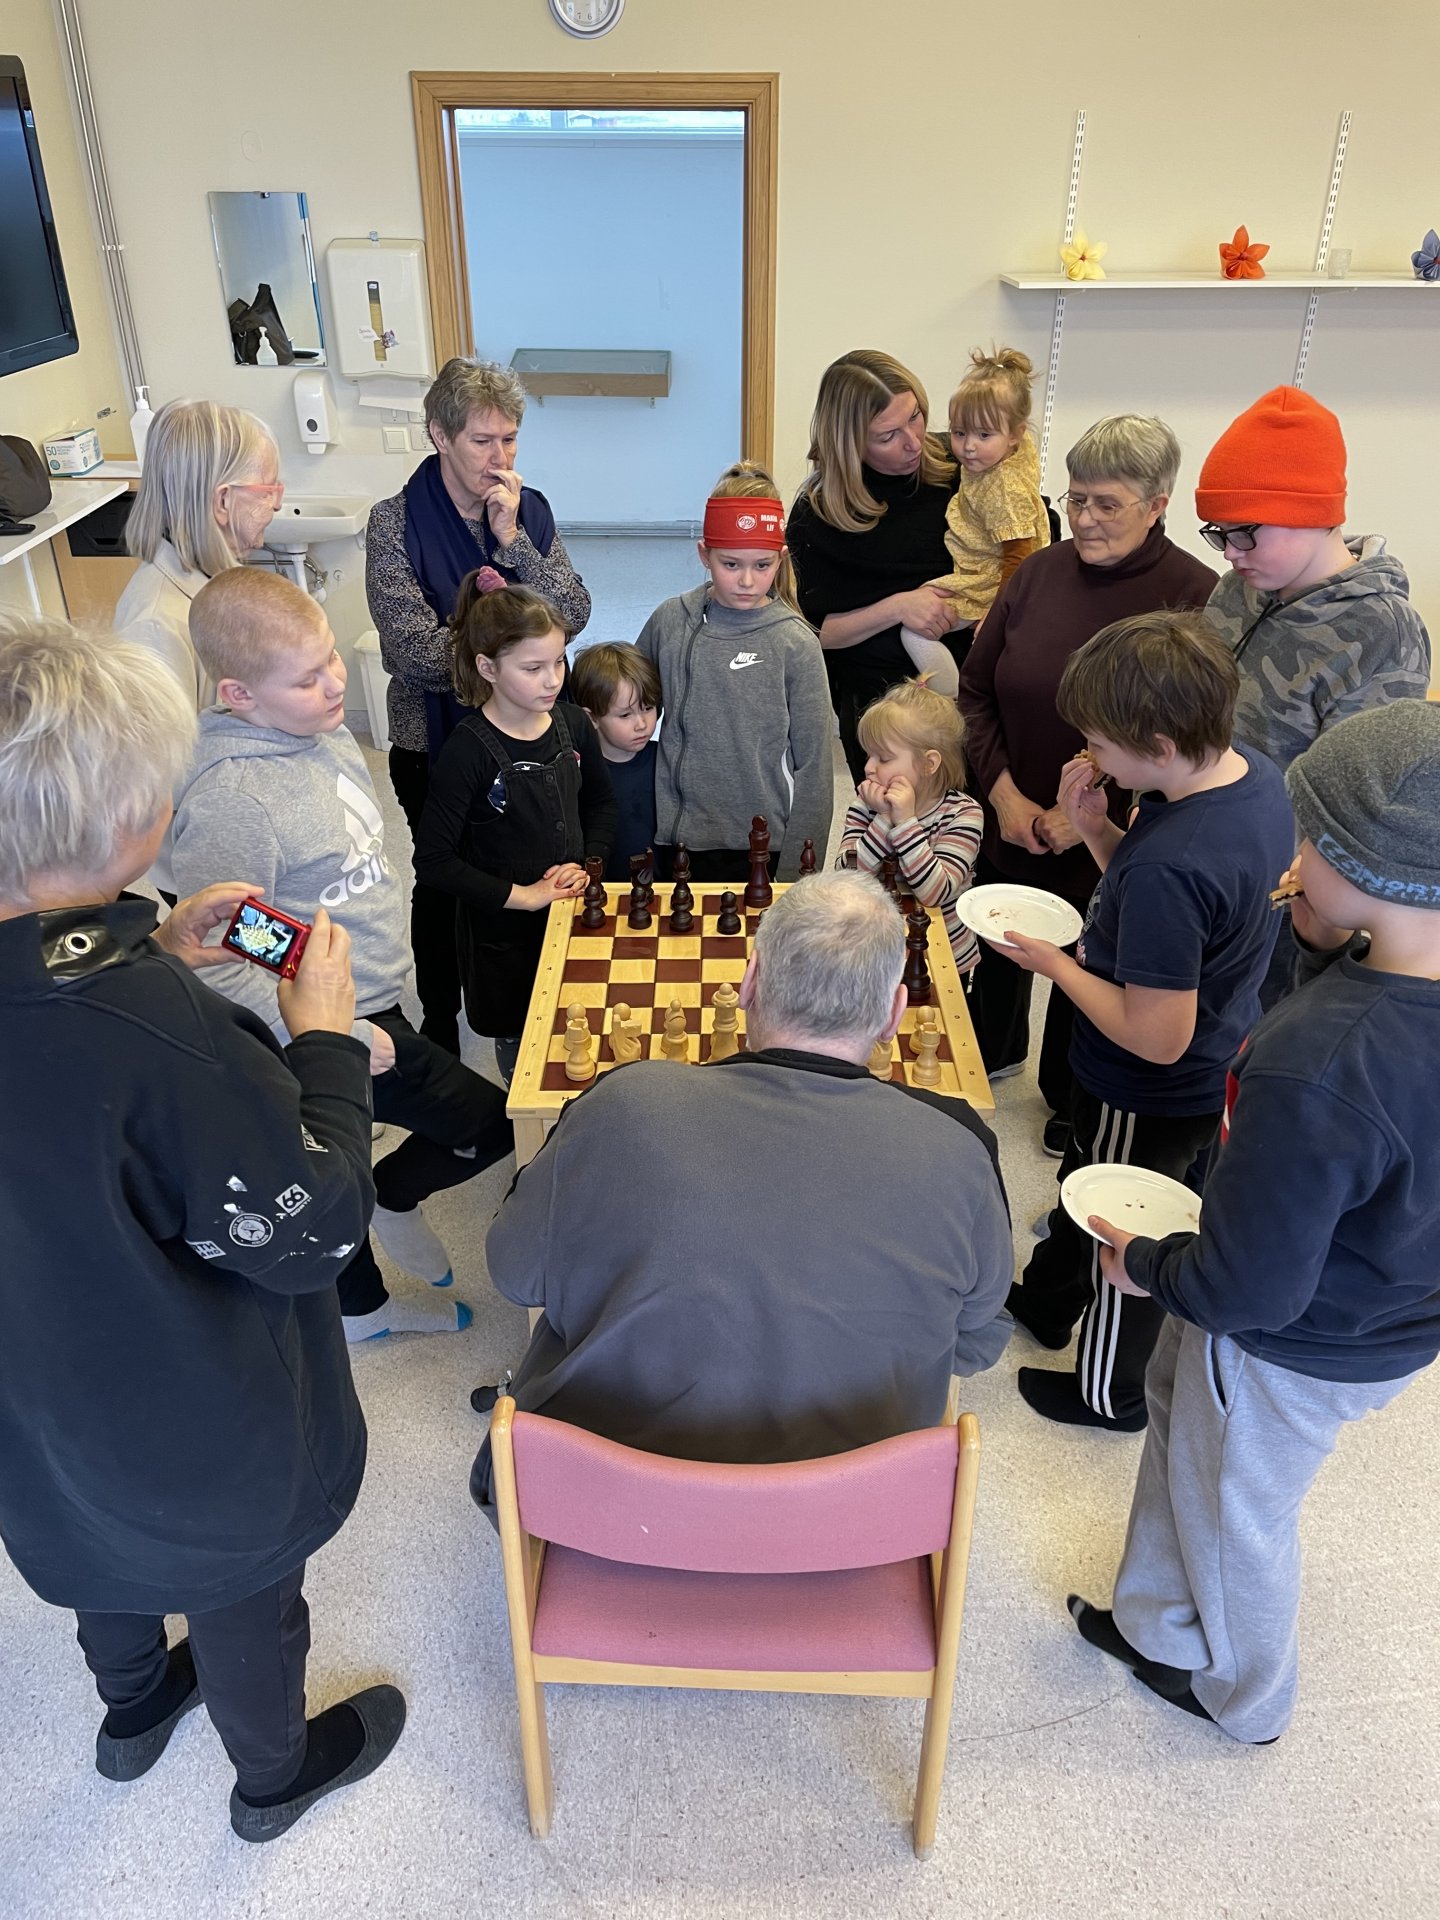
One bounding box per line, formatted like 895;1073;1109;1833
970;345;1034;379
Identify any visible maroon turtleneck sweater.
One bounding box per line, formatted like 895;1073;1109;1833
958;525;1217;903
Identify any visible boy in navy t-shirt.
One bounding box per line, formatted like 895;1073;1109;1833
1070;701;1440;1742
1001;610;1294;1431
571;643;661;882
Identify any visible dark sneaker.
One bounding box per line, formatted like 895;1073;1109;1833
1042;1117;1072;1159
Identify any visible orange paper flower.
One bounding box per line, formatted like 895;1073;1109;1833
1220;225;1269;280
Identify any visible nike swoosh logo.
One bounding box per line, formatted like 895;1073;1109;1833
729;654;761;671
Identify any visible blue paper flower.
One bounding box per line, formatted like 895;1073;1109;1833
1413;229;1440;281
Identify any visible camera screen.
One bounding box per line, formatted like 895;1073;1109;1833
223;902;302;973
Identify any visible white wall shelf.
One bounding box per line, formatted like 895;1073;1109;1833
1002;272;1431;292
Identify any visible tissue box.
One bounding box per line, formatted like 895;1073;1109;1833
43;429;103;476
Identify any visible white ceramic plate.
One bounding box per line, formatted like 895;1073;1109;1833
958;883;1083;951
1061;1164;1202;1243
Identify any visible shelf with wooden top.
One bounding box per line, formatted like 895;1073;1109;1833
509;348;672;402
1001;271;1432;292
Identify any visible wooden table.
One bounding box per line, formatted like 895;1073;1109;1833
506;880;993;1168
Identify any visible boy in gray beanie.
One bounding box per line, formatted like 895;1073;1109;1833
1063;700;1440;1744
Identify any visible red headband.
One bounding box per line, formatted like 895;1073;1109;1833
702;495;785;551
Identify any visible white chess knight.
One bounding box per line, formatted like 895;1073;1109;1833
608;1003;643;1064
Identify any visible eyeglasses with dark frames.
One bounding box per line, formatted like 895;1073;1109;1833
1198;522;1262;553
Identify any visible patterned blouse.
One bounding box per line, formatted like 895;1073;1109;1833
364;490;592;755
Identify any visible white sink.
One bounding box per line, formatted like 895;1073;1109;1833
263;494;371;547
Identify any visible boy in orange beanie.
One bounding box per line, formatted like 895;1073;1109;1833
1195;386;1430;774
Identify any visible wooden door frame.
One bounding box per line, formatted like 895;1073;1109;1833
410;71;777;469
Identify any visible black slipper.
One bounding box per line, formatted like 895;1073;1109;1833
229;1684;406;1842
95;1640;201;1782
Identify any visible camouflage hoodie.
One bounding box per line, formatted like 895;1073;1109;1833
1205;534;1431;771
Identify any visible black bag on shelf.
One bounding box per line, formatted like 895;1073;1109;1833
0;435;52;535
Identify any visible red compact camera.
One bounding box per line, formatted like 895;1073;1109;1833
221;898;312;979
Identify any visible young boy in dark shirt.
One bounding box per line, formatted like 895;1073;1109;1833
1001;610;1294;1431
1069;700;1440;1743
570;642;661;882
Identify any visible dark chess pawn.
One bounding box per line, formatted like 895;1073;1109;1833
798;839;817;877
669;843;694;933
716;889;742;936
580;856;607;929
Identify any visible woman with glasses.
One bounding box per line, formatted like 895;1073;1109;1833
117;399;283;710
958;416;1217;1151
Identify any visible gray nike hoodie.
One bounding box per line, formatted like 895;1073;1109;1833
170;710;409;1044
634;585;834;875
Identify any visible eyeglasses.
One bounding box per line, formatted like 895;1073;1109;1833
1058;490;1149;522
1198;522;1261;553
230;481;286;504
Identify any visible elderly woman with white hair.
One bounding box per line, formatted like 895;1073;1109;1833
114;397;283;708
0;616;403;1841
958;415;1218;1154
365;355;592;1052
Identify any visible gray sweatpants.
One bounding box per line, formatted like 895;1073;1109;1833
1112;1316;1414;1744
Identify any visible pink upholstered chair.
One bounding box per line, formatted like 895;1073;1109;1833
489;1397;981;1857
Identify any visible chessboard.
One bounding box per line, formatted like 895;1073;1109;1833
506;880;993;1166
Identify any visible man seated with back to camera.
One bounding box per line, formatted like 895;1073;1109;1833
470;869;1013;1511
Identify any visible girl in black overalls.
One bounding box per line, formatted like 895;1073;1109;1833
415;580;617;1084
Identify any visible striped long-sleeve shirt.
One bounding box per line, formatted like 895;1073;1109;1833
838;787;984;972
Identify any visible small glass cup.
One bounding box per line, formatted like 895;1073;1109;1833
1326;248;1352;280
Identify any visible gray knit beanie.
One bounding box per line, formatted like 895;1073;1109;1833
1286;701;1440;909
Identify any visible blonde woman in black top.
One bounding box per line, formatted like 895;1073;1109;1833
786;350;961;782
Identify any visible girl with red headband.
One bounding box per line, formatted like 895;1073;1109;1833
635;462;833;883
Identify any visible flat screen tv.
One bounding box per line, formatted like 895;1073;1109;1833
0;55;79;377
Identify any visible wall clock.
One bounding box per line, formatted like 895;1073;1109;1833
548;0;625;38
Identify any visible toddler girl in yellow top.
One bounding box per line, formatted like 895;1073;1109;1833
901;346;1051;696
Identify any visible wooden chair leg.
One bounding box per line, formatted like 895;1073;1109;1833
912;1411;980;1859
517;1677;554;1839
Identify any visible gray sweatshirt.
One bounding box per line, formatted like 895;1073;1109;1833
472;1049;1013;1502
635;585;834;876
1205;534;1431;772
170;711;410;1045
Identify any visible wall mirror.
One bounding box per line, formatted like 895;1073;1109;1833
208;190;326;366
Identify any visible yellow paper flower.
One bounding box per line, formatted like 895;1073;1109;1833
1060;229;1108;281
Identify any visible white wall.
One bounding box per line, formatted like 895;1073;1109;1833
49;0;1440;684
459;129;742;525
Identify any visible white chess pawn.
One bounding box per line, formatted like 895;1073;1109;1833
709;981;740;1060
564;1002;596;1082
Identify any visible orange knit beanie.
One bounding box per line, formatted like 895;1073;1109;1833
1194;385;1347;527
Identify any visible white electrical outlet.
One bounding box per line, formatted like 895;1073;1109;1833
409;423;430;453
382;426;409;454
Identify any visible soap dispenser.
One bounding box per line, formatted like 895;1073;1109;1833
293;370;338;456
129;385;154;468
255;327;279;368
